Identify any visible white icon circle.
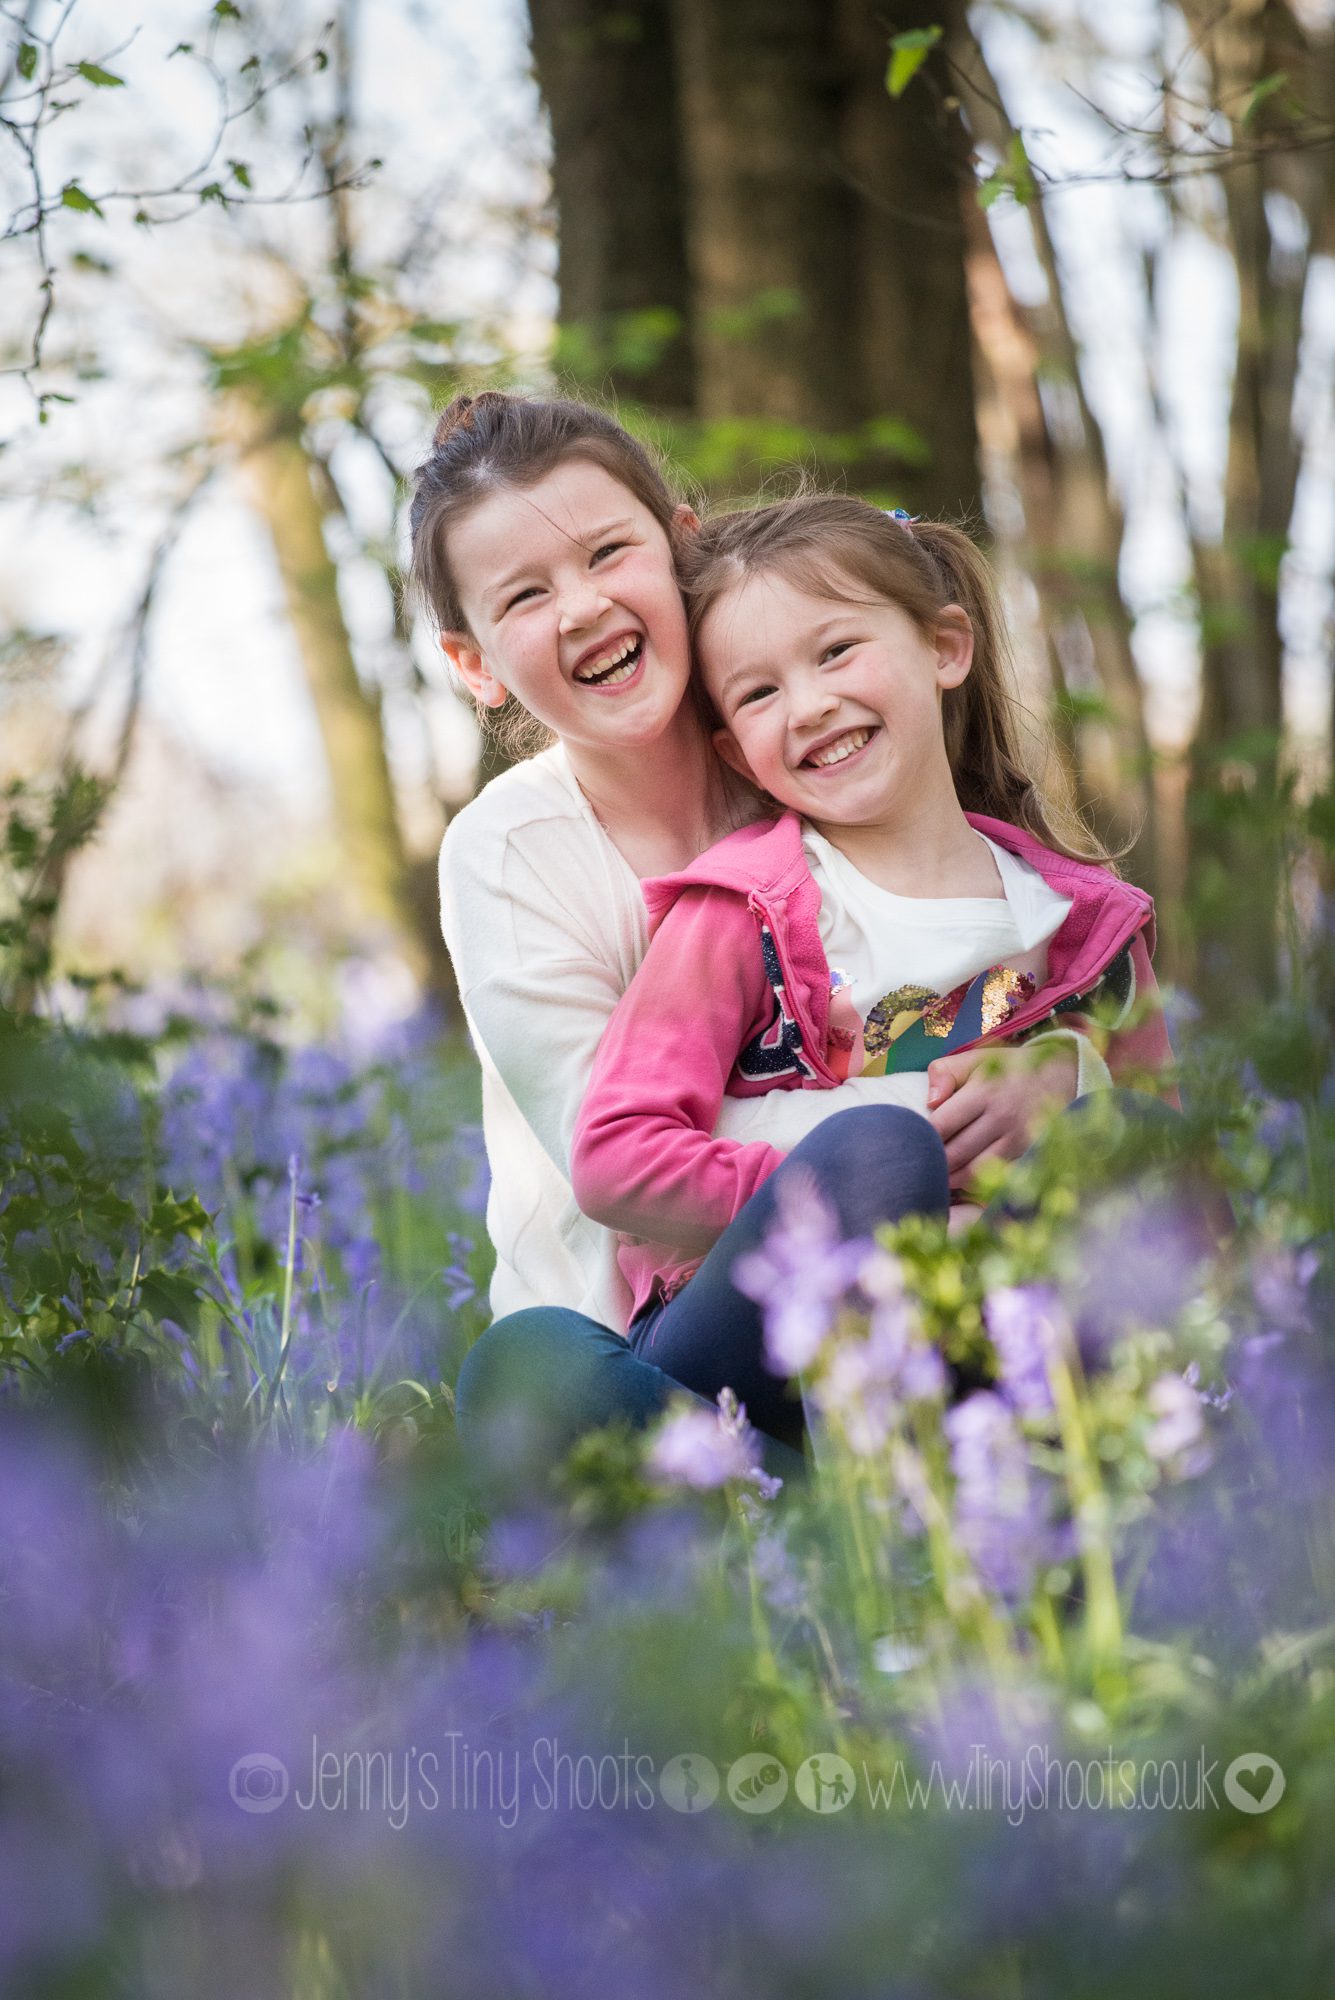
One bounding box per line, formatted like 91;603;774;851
229;1753;290;1814
1223;1753;1285;1815
795;1753;857;1813
659;1753;720;1813
727;1753;789;1814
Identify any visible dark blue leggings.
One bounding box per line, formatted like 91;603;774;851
455;1106;948;1483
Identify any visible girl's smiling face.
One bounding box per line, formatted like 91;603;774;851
698;568;973;832
441;459;697;756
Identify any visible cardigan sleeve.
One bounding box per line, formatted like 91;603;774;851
439;803;638;1183
572;886;789;1253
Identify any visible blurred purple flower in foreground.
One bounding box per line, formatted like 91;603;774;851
985;1284;1067;1416
648;1388;780;1497
815;1248;945;1455
1144;1374;1211;1478
733;1169;873;1376
945;1393;1061;1603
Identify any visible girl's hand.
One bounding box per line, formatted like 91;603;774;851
925;1042;1078;1188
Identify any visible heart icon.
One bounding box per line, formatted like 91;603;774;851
1223;1752;1285;1815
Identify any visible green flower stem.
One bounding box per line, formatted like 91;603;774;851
1046;1348;1124;1698
901;1427;1013;1673
263;1162;301;1423
1030;1585;1067;1678
732;1491;780;1685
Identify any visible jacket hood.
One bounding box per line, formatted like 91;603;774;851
642;810;1156;1030
645;810;1153;946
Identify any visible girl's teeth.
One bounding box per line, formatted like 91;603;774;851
576;637;641;682
810;728;871;768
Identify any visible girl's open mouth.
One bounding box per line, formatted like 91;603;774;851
799;724;879;772
572;636;644;688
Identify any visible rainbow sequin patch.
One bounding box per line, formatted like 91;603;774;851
834;965;1036;1076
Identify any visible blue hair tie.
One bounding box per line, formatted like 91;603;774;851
886;507;921;526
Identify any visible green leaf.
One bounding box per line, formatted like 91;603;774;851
169;41;194;57
18;41;37;79
240;53;260;72
148;1192;213;1238
60;182;104;217
977;134;1036;210
76;60;126;87
199;182;227;204
1242;71;1288;127
228;157;252;188
138;1269;204;1332
1306;788;1335;851
212;1;241;18
886;25;941;99
1005;131;1036;205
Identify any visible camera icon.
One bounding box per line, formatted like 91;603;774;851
229;1753;290;1814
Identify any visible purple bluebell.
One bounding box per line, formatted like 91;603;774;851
985;1283;1067;1415
945;1392;1062;1603
733;1168;874;1376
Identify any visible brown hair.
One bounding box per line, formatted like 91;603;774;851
680;494;1111;865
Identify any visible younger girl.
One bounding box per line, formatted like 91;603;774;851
572;497;1175;1439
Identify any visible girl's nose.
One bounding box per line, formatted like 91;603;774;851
788;674;838;731
558;579;612;632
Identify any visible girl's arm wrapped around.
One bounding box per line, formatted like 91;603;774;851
572;886;788;1253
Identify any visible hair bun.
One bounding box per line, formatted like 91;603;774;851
432;394;476;447
432;389;518;449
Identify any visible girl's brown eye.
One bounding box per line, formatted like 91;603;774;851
592;541;627;563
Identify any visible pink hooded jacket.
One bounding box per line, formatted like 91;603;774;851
571;811;1175;1321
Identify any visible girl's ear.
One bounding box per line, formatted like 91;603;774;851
712;726;758;786
441;631;507;710
934;606;975;691
672;502;702;540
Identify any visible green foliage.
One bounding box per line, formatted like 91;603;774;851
705;286;804;345
60;180;104;217
979;132;1037;209
553;308;684;386
635;407;931;494
0;1008;213;1409
0;771;110;1007
1241;70;1292;127
17;40;38;79
75;60;126;88
885;26;942;99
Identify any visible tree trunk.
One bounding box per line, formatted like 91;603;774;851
229;393;436;991
1176;0;1326;1005
944;6;1155;884
527;0;695;409
834;0;982;519
670;0;859;450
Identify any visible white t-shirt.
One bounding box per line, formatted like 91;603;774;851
801;826;1074;1105
439;746;957;1331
